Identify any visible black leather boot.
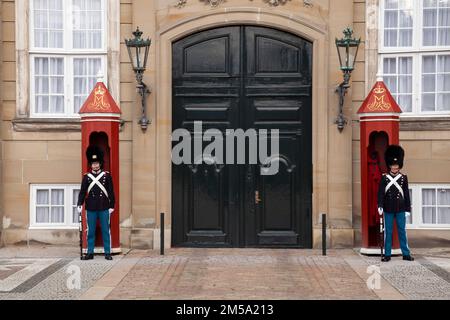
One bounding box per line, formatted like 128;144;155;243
105;254;113;260
81;253;94;260
382;256;391;262
403;255;414;261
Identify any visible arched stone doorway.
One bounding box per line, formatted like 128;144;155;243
154;8;329;249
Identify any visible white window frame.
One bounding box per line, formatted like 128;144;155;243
29;184;80;229
29;0;108;118
419;52;450;114
379;53;416;114
407;184;450;230
379;52;450;115
30;54;108;118
379;0;450;116
29;0;107;53
379;0;416;52
380;0;450;52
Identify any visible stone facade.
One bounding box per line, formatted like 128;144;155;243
0;0;449;250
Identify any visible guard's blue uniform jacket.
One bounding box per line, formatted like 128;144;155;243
77;170;115;211
377;172;411;214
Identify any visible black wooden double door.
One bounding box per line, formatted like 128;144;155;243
172;26;312;248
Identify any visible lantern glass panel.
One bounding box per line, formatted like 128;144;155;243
143;45;150;70
337;44;359;71
337;45;348;70
135;46;142;70
347;45;359;70
126;45;136;70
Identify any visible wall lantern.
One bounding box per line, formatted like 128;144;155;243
335;27;361;132
125;27;152;132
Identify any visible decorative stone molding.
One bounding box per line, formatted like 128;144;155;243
201;0;225;6
12;118;125;132
365;0;379;95
257;0;292;6
175;0;187;7
15;0;30;118
303;0;313;7
399;117;450;131
12;118;82;132
354;117;450;131
176;0;303;8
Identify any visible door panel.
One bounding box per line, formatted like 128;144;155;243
172;26;312;248
243;27;312;247
172;27;240;247
185;163;229;244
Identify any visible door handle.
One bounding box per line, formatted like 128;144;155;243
247;166;252;181
255;191;262;205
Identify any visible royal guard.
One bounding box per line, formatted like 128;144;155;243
377;145;414;262
77;146;116;260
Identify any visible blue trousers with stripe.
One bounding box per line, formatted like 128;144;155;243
86;210;111;255
384;212;410;257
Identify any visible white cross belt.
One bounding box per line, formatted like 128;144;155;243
87;172;109;198
385;174;404;198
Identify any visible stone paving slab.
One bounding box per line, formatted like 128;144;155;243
0;253;119;300
362;255;450;300
79;251;146;300
0;258;59;292
343;256;405;300
105;249;379;300
0;246;449;300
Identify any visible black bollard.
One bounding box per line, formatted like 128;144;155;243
322;213;327;256
160;212;164;255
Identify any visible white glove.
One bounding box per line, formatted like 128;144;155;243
378;207;383;216
405;211;411;217
77;206;82;213
108;208;114;214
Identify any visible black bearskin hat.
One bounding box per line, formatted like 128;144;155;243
86;145;104;165
384;145;404;169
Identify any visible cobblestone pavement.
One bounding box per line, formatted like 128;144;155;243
363;254;450;300
0;245;118;300
0;246;449;300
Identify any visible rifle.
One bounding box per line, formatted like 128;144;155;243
380;211;384;261
79;209;83;260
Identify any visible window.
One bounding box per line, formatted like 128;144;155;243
383;56;413;112
423;0;450;47
383;0;414;48
30;185;80;229
380;0;450;115
407;184;450;229
30;0;107;118
422;54;450;112
73;57;103;110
